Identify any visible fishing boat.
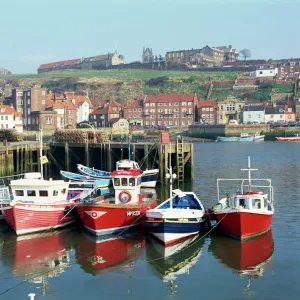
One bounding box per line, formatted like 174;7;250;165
276;133;300;142
211;156;274;240
76;168;157;236
77;164;111;179
209;230;274;293
146;234;204;284
76;232;145;275
0;130;81;235
144;144;206;245
216;133;265;142
60;170;97;182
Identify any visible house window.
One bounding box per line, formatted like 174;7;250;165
46;117;52;125
259;71;263;74
42;100;45;105
169;121;172;125
5;116;8;120
182;102;187;106
6;124;8;128
220;105;223;110
248;114;251;118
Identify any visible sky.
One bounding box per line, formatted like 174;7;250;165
0;0;299;74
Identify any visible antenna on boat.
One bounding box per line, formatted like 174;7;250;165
241;156;257;191
40;128;43;180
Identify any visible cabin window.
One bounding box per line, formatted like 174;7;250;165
122;178;128;186
15;190;24;196
114;178;120;186
264;198;268;209
238;198;249;209
27;190;36;197
129;178;135;186
61;188;67;194
252;199;261;209
39;190;48;197
53;190;58;196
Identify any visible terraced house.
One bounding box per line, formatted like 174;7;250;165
143;93;198;128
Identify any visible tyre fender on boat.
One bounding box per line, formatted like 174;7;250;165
119;191;132;204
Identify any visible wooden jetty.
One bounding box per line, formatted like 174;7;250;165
0;135;193;183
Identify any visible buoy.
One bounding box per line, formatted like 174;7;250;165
9;200;16;207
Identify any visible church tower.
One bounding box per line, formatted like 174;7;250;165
142;47;153;63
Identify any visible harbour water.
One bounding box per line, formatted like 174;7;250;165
0;142;299;299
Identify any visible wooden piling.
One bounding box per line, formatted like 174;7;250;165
85;142;90;167
65;143;70;171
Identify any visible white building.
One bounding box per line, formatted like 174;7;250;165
250;65;278;77
265;105;285;123
65;94;93;124
242;105;265;123
0;105;23;132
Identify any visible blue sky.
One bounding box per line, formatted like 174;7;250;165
0;0;299;74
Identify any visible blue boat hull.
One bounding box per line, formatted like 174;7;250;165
145;218;206;244
141;173;158;188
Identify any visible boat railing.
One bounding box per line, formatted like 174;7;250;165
217;178;273;204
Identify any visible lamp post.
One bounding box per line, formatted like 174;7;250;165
80;123;97;144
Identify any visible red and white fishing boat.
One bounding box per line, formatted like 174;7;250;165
76;168;157;236
276;134;300;142
212;156;274;240
2;178;78;235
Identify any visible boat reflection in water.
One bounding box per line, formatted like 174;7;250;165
0;228;76;295
209;230;274;294
146;234;205;294
76;232;145;275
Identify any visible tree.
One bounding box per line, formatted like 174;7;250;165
239;49;251;61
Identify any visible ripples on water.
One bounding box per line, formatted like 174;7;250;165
0;142;299;299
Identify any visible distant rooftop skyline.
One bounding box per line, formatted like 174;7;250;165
0;0;299;74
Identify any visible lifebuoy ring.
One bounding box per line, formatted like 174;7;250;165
119;191;132;204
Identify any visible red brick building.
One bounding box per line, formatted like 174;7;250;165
123;100;143;126
143;93;198;128
198;100;218;124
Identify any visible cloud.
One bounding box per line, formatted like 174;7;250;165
21;53;56;63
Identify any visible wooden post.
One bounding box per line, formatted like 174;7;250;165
29;145;33;172
190;143;194;182
132;143;136;162
4;145;9;176
16;146;19;174
24;145;29;173
85;142;90;167
159;144;164;183
20;147;24;173
65;143;70;171
107;143;112;171
144;144;149;170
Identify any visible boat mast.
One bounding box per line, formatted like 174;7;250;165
40;128;43;180
241;156;257;192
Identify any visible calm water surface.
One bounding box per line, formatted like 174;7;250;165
0;142;299;300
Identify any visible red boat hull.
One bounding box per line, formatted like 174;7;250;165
76;199;157;236
215;211;273;240
3;203;77;235
276;137;300;142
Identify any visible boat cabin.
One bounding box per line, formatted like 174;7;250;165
10;179;70;204
222;191;272;212
111;169;142;204
116;159;140;171
0;184;10;204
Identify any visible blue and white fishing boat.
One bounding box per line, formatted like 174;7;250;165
144;145;206;245
216;133;265;142
60;170;96;182
77;164;111;179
